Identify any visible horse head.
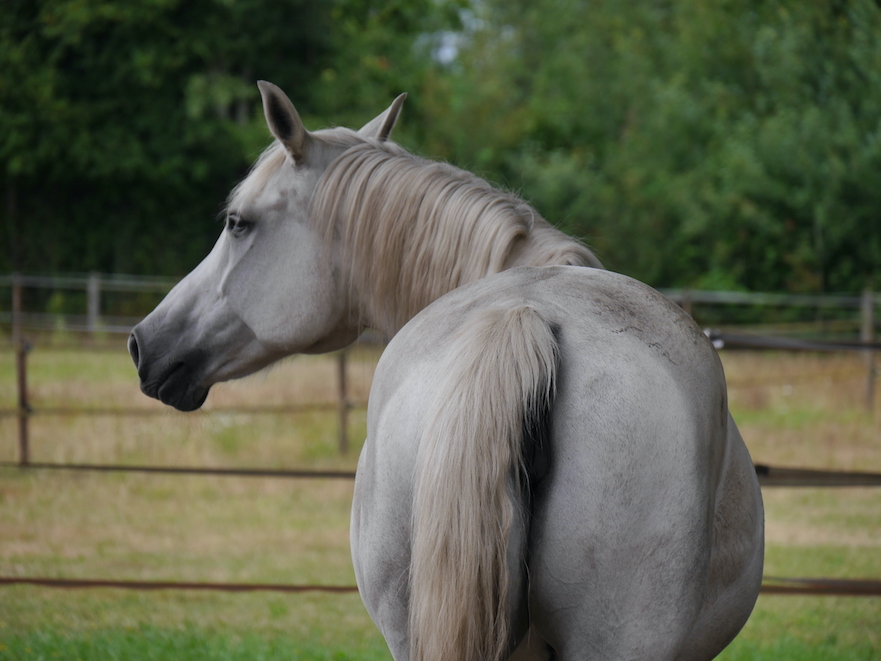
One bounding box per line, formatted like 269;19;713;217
128;81;405;411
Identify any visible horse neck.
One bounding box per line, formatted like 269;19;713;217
315;143;600;337
351;219;599;337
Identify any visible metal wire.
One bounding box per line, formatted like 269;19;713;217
4;461;880;487
0;577;357;593
0;461;356;480
2;575;880;596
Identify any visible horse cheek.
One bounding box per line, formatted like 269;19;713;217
231;232;343;352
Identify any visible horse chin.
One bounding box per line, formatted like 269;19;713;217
142;360;211;412
159;383;210;412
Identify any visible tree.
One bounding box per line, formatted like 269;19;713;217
0;0;462;276
424;0;881;293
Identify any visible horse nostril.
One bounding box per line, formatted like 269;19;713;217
128;332;140;369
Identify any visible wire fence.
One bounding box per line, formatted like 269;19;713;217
3;332;879;485
1;575;880;597
2;271;879;338
1;272;879;599
3;337;374;464
1;459;879;488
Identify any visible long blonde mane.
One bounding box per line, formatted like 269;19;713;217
311;140;601;333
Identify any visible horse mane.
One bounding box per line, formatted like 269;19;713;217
311;140;601;333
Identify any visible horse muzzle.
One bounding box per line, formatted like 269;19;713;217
128;328;210;412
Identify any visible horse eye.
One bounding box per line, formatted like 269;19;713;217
226;215;253;238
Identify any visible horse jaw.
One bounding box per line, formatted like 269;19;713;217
127;241;275;411
129;216;358;411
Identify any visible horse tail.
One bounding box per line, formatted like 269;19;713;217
410;305;558;661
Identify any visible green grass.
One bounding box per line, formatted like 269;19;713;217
0;619;390;661
1;342;880;659
719;597;881;660
4;596;880;661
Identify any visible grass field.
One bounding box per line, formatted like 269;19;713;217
0;336;879;659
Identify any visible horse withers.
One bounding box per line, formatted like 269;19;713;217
129;81;763;661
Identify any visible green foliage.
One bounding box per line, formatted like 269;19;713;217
0;0;462;275
2;0;879;293
424;0;881;292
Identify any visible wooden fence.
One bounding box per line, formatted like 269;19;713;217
1;272;880;596
2;272;878;334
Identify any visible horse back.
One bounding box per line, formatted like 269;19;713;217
354;265;759;661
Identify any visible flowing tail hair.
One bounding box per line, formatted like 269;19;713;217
410;305;559;661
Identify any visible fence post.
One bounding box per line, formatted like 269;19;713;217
12;274;30;465
11;273;21;346
337;350;349;454
681;289;693;318
862;287;876;413
87;271;101;336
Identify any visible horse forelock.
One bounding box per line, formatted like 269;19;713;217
311;141;599;334
226;142;288;213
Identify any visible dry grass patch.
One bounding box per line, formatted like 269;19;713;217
0;469;356;585
721;351;881;471
1;341;879;656
0;342;377;469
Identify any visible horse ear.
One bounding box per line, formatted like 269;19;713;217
258;81;309;163
359;93;407;141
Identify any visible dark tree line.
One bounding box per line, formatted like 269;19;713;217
1;0;460;275
2;0;880;294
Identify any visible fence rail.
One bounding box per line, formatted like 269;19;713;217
2;272;879;601
0;272;178;292
2;459;879;488
663;287;881;309
0;576;358;593
0;461;357;480
2;575;880;596
706;330;881;352
2;272;878;337
5;341;364;462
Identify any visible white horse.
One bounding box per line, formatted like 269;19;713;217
130;82;763;661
